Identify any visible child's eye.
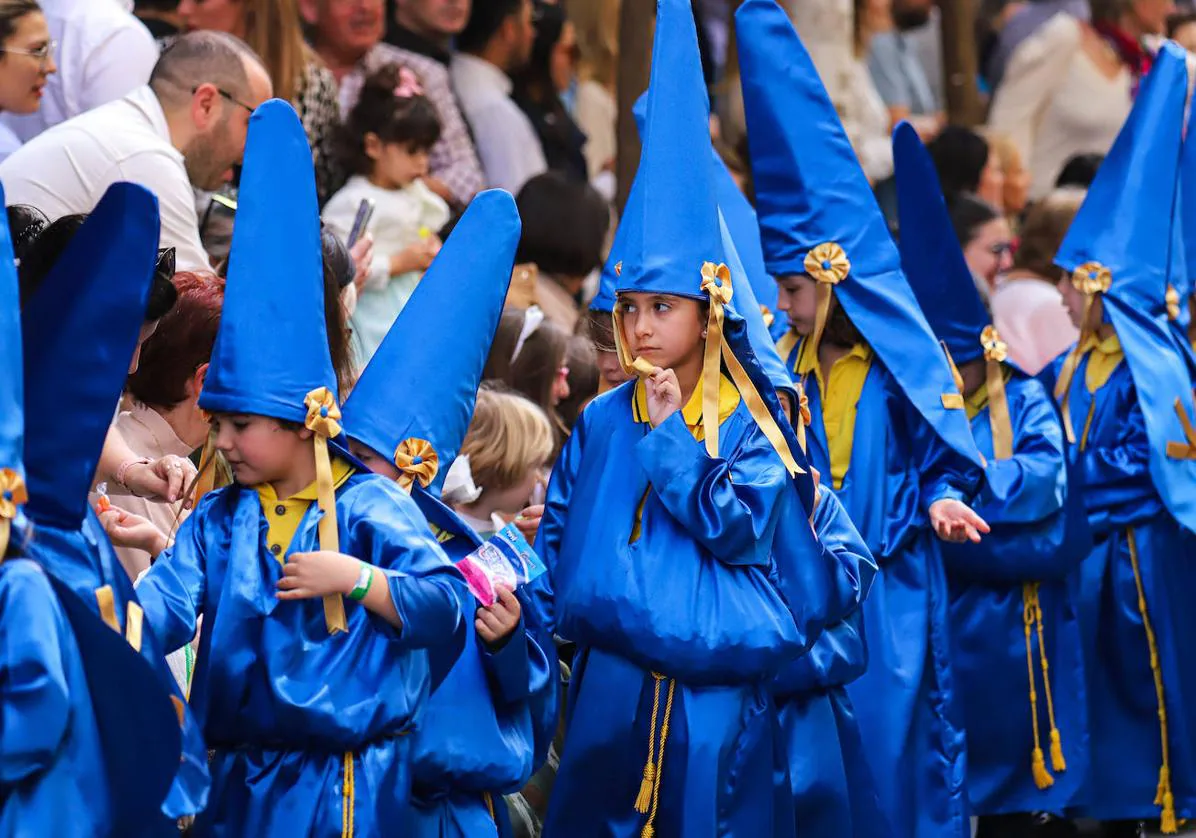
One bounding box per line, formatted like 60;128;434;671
232;421;249;431
620;301;637;314
654;302;671;313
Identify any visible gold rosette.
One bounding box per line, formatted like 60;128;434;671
981;326;1013;460
1071;262;1111;296
304;386;348;635
393;438;440;492
0;468;27;558
804;242;850;285
760;304;775;329
1166;285;1181;321
981;325;1008;363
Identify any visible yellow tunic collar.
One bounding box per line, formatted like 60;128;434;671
796;343;873;490
632;373;741;439
1081;332;1123;394
255;458;355;564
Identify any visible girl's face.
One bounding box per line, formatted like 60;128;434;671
485;468;544;517
1056;272;1090;330
348;440;401;481
596;349;632;390
0;11;54;115
963;217;1014;289
977;154;1006;212
775;273;819;338
178;0;246;36
617;292;705;374
550;21;578;94
211;414;311;487
366;134;430;189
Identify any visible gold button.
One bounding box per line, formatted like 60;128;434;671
270;544;282;556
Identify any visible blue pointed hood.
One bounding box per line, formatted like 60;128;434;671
1055;42;1196;532
590;173;643;315
342;190;520;494
1176;89;1196;339
199;99;337;423
736;0;983;469
23;183;159;530
0;183;23;504
894;121;991;365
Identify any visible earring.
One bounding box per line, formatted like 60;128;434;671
701;330;708;338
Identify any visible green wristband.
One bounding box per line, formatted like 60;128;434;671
348;563;374;601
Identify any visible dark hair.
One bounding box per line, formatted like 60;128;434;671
579;305;616;353
1012;187;1085;279
515;173;609;277
0;1;42;45
556;334;598;430
823;293;864;348
150;30;258;108
927;126;992;198
484;307;570;441
458;0;526;53
320;232;357;394
16;214;178;319
946;193;1002;248
134;0;180;11
127;271;224;409
1168;11;1196;37
339;64;442;177
321;224;355;290
1054;153;1104;189
6;203;48;266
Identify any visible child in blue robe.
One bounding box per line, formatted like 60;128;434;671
123;100;466;838
737;4;990;837
1045;45;1196;835
894;122;1091;835
340;189;554;838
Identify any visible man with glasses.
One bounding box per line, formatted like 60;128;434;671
0;30;272;272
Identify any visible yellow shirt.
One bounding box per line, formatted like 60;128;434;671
1082;332;1124;393
255;457;355;565
797;343;873;490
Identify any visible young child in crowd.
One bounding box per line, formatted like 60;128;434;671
324;64;450;363
114;101;466;838
484;306;572;450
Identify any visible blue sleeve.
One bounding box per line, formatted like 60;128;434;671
813;489;878;618
892;381;982;510
137;496;214;655
514;575;558;769
1082;396;1157;535
539;406;586;580
636;410;788;565
978;379;1067;525
482;619;533;705
0;568;71;784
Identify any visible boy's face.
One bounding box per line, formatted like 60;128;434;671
211;414;312;487
617;292;705;373
348;439;401;482
775;273;818;337
1055;272;1089;330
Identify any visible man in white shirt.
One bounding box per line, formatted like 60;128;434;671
0;31;273;272
0;0;159;146
451;0;546;194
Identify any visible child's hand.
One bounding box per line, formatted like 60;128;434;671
476;585;521;650
514;504;543;544
928;499;990;544
277;551;362;600
349;233;374;292
97;507;169;556
645;367;683;427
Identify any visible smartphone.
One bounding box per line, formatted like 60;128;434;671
347;198;375;247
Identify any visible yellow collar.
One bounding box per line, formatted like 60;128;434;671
633;373;741;436
1081;331;1122;356
255;457;355;503
796;342;873;387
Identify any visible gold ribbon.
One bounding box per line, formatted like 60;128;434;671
1054;262;1112;443
393;438;439;493
1165;395;1196;460
795;242;849;383
792;382;811;453
1166;285;1181;321
304;387;348;635
938;342;966;411
760;305;775;329
0;468;27;559
982;326;1014;461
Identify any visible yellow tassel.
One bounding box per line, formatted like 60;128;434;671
1161;790;1178;834
641;825;655;838
1049;728;1066;773
1156;766;1169;807
1032;748;1055;790
634;763;655;814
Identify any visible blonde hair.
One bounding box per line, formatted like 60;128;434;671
565;0;619;90
460;388;555;493
242;0;315;105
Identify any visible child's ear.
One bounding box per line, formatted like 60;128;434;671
363;132;383;162
296;426;315;442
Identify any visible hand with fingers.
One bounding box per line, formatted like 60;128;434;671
97;506;169;556
276;550;360;601
645;366;682;427
928;498;990;544
122;454;198;507
476;585;522;651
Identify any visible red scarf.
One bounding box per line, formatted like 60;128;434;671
1094;20;1154;93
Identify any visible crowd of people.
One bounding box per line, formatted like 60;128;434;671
3;1;1196;838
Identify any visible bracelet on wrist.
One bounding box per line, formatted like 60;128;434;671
114;458;152;490
348;562;374;602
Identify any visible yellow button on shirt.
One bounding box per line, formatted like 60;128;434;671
255;457;355;564
797;343;873;490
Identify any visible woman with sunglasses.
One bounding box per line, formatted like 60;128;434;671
946;192;1016;303
0;0;55;160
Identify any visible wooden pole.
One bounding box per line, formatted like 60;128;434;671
615;0;654;214
938;0;984;126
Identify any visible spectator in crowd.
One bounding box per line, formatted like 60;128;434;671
514;171;609;332
980;129;1031;223
946;193;1014;302
982;0;1089;90
134;0;182;40
484;306;571;450
988;0;1172;200
0;1;56;159
323;63;449;363
555;332;598;430
0;31;273;272
452;0;546;193
177;0;342;204
989;186;1084;373
868;0;945;141
928;125;1006;211
304;0;483;208
0;0;159;145
841;0;896;184
564;0;616;188
512;2;587;184
1167;8;1196;49
1054;151;1105;187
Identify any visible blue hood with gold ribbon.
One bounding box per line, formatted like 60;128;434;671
0;183;25;544
1054;41;1196;532
23;183;159;530
736;0;983;470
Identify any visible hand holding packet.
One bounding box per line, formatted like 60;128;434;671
456;523;548;606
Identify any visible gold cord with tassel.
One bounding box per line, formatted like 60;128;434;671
1032;588;1065;773
641;675;676;838
1024;583;1055;790
305;387;348;635
634;674;665;815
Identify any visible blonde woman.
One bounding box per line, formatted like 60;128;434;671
177;0;342;203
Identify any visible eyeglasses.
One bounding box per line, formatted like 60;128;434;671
191;85;254;115
0;40;55;67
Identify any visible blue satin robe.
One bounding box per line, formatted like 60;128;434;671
0;558;113;838
136;472;467;837
772;489;889;838
786;346;983;838
398;523;553;838
944;373;1089;816
1048;353;1196;821
25;509;210;823
539;382;802;838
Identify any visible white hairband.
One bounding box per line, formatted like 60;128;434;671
511;305;545;365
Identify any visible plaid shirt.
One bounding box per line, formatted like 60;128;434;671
338;43;484;208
